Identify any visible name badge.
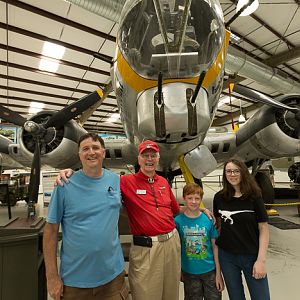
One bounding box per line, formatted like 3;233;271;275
136;189;146;195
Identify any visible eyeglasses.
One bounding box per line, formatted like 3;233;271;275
140;153;159;159
225;169;240;175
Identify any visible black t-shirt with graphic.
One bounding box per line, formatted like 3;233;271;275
213;191;268;255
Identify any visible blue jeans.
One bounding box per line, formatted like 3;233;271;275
219;248;270;300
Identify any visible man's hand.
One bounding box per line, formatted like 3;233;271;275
47;276;63;300
54;169;74;186
202;208;216;224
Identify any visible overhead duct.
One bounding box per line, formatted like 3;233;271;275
226;46;300;94
64;0;126;22
65;0;300;94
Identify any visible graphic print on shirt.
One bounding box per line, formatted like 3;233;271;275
182;224;209;260
218;209;254;224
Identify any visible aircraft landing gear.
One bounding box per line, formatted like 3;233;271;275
255;171;278;216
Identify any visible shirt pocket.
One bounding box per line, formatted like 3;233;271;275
107;190;121;209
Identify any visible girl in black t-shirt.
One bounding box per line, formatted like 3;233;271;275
213;158;270;300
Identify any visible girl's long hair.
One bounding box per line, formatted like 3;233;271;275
221;158;262;201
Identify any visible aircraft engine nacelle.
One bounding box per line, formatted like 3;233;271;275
234;95;300;161
8;111;87;169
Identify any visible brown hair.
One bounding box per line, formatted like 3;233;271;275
183;183;204;198
222;158;261;201
78;133;105;148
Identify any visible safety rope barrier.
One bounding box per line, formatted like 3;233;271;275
265;202;300;206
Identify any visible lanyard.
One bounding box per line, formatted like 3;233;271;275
148;178;159;211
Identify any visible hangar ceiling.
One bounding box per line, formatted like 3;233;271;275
0;0;300;134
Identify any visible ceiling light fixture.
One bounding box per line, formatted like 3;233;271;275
28;102;45;115
38;42;66;73
42;42;65;59
39;58;59;73
236;0;259;16
106;113;120;123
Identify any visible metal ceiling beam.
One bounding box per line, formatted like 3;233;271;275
264;45;300;67
0;22;113;64
250;14;294;49
213;103;263;126
228;0;294;48
0;60;106;87
0;85;117;108
1;0;116;42
0;44;110;76
229;33;299;79
0;93;116;114
84;118;122;125
83;126;124;134
1;75;103;95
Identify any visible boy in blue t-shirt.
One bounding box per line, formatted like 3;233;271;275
175;183;224;300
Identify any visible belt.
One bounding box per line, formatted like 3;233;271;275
150;228;177;242
133;228;177;247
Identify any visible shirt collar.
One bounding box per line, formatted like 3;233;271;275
137;169;158;181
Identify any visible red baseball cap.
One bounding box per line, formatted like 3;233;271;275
139;140;160;154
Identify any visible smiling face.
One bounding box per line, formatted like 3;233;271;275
225;162;241;188
184;193;202;213
79;137;106;174
138;149;160;177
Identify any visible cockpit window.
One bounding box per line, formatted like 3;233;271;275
118;0;225;80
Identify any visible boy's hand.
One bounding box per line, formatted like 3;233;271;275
54;169;74;186
215;273;224;292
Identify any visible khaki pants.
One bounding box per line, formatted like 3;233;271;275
129;230;181;300
62;271;129;300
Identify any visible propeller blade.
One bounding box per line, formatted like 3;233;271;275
0;104;27;126
233;85;299;113
44;90;103;128
27;139;41;209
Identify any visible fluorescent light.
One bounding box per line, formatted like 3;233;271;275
42;41;65;59
236;0;259;16
39;58;59;72
106;113;120;123
28;102;45;114
39;42;65;73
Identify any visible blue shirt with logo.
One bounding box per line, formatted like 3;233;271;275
175;213;218;274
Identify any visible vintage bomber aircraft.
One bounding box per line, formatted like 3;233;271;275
1;0;300;202
64;0;300;181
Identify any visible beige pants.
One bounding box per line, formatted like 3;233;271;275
129;230;181;300
62;271;129;300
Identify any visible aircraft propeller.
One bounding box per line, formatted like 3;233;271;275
0;90;103;217
233;84;300;138
233;84;300;112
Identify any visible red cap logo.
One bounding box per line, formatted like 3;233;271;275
138;140;160;154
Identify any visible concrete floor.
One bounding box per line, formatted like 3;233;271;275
1;182;300;300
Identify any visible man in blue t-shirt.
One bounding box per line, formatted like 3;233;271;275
43;133;128;300
175;183;224;300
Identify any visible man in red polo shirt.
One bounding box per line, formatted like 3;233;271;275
121;140;181;300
